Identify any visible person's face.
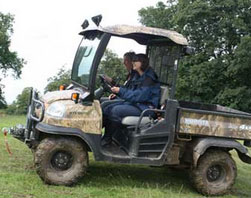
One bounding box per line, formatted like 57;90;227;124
123;57;132;72
132;61;142;73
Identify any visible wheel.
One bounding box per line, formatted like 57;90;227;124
190;149;237;196
34;137;88;186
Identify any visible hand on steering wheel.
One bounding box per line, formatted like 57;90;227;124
111;87;120;93
99;74;113;93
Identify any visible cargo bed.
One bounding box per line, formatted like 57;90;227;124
177;101;251;140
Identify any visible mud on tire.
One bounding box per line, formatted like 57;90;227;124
34;137;88;186
190;149;237;196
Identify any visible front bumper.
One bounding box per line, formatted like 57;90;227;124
10;89;45;143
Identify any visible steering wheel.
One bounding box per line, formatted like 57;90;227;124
99;74;113;93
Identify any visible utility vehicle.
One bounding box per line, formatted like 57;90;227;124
11;15;251;196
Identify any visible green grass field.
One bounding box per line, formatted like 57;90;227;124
0;115;251;198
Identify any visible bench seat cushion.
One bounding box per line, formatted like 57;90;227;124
122;116;151;126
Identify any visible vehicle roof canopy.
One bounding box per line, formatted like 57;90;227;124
80;25;188;46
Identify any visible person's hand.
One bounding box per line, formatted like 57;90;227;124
103;75;113;84
111;87;120;94
109;94;116;100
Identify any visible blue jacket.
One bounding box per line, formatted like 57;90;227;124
118;67;161;111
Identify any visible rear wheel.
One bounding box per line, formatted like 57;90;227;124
35;137;88;185
190;150;237;196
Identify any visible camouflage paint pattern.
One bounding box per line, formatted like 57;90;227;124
85;25;188;46
179;110;251;140
42;90;77;107
37;90;102;134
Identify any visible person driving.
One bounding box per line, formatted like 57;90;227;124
104;52;136;85
102;51;136;100
101;53;161;147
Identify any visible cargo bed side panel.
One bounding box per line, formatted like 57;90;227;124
178;109;251;140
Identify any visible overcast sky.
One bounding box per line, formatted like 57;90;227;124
0;0;160;104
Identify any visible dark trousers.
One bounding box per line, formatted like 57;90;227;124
103;102;141;123
102;102;142;140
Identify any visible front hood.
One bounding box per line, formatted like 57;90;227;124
42;90;79;104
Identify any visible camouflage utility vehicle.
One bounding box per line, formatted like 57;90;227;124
11;16;251;196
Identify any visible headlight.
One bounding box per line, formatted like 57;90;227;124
46;102;66;118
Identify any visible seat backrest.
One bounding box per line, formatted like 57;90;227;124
160;86;169;106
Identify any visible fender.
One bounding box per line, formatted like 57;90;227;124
192;137;251;167
35;122;102;160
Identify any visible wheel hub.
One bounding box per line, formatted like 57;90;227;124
51;151;73;171
207;165;223;182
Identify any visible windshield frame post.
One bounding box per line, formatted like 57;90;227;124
87;33;110;101
71;32;111;102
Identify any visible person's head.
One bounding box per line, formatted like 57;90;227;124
132;54;149;74
123;52;135;72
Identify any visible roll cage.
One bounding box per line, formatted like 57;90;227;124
71;25;188;102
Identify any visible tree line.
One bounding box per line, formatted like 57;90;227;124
1;0;251;114
139;0;251;112
0;13;25;109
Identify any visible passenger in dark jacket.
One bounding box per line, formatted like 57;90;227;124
117;66;160;112
101;54;160;146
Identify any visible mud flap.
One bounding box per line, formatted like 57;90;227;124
237;151;251;164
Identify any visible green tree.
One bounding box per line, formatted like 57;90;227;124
0;95;7;109
6;87;32;114
44;67;71;93
139;0;251;112
139;1;178;29
97;49;127;87
214;36;251;111
44;50;125;93
0;12;25;101
0;84;7;108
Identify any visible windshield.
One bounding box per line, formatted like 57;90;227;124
71;32;103;88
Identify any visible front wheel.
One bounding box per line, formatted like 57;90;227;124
34;137;88;185
190;149;237;196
